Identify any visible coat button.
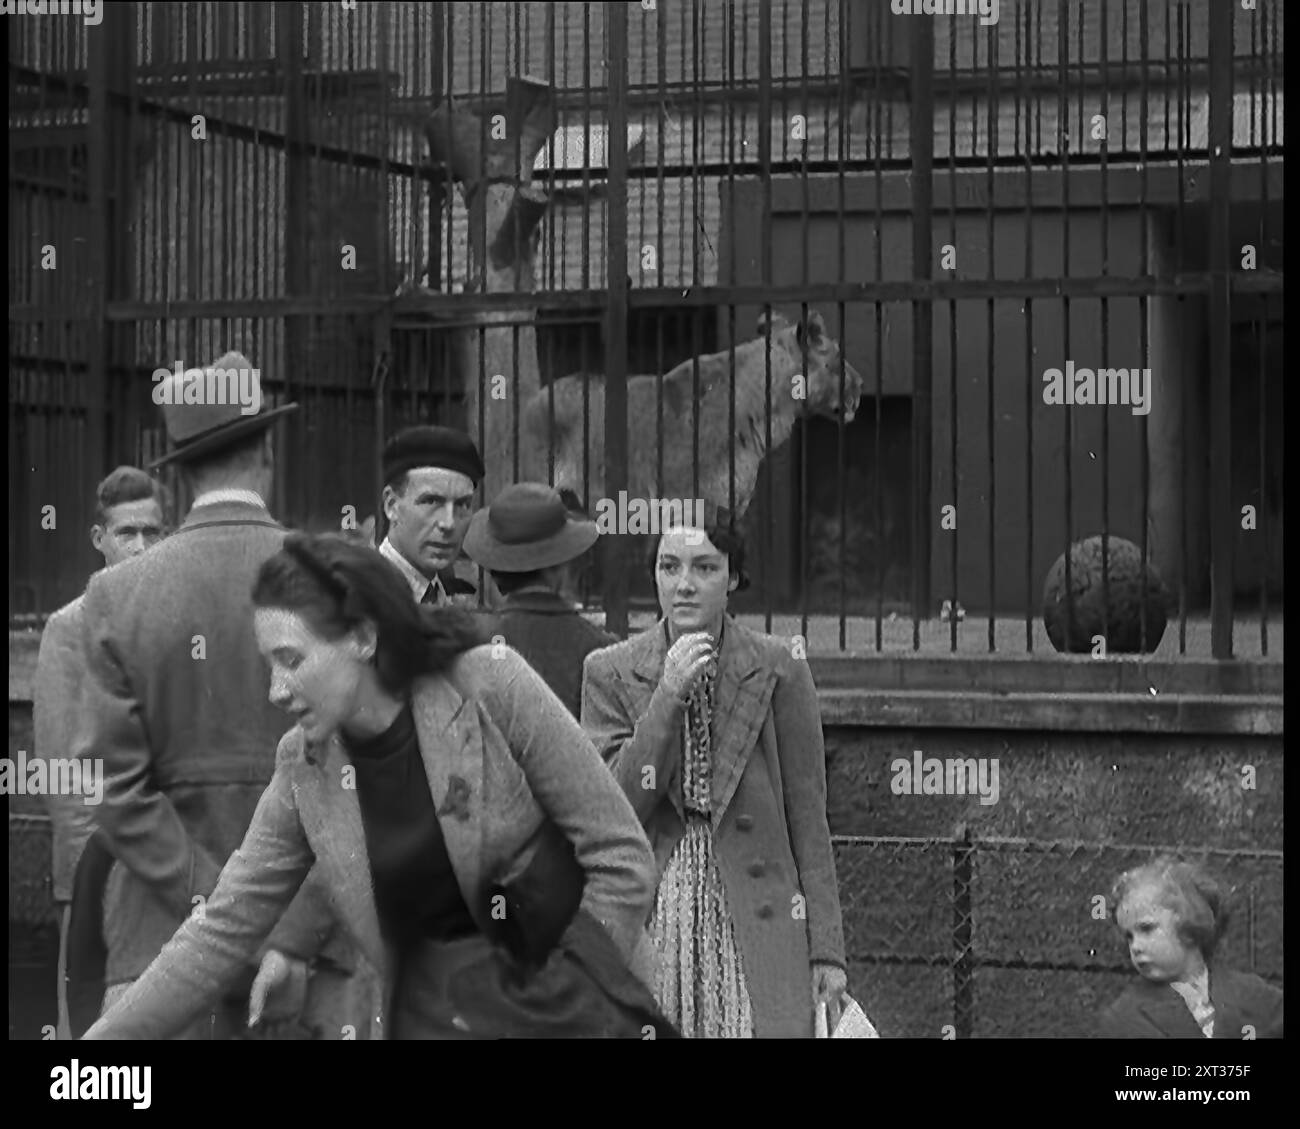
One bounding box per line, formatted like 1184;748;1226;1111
735;814;754;831
748;861;765;878
756;903;774;919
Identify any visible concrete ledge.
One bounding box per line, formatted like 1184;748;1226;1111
10;628;1284;703
820;690;1284;735
806;654;1284;697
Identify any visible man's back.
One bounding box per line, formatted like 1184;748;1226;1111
77;498;293;982
481;589;617;718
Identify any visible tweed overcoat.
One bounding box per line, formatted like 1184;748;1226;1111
34;594;98;904
70;498;348;989
83;645;658;1040
581;616;847;1038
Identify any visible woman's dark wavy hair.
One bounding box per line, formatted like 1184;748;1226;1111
252;532;489;695
644;501;750;593
1111;855;1232;961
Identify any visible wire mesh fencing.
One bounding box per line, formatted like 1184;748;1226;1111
836;830;1283;1038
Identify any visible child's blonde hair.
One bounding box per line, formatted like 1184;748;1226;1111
1111;855;1231;960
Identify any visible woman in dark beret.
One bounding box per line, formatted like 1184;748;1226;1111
85;533;675;1039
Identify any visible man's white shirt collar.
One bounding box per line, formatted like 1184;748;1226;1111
191;488;266;510
379;536;443;604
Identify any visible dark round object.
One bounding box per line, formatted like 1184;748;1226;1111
1042;535;1170;654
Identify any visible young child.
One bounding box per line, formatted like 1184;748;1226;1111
1100;855;1283;1038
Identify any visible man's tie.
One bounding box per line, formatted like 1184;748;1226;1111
422;575;447;606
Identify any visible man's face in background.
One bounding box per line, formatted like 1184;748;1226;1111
92;498;166;566
383;466;476;579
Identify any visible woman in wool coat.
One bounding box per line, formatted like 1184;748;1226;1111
581;507;847;1038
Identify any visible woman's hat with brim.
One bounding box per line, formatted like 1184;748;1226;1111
464;482;600;573
148;351;298;469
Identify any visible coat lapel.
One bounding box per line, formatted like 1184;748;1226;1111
410;675;486;917
707;619;777;829
1135;982;1205;1037
617;618;776;828
296;733;386;974
296;676;497;983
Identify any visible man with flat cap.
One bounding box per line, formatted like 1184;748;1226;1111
464;482;616;718
379;425;484;608
72;351;351;1039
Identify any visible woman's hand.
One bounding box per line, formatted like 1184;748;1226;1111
248;949;308;1028
661;632;716;703
812;962;848;1034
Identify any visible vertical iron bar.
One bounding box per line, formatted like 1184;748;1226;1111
836;0;848;651
1058;0;1074;657
725;0;737;518
947;12;957;653
691;0;702;510
1136;0;1149;651
874;3;884;651
655;0;667;506
603;1;630;638
759;0;773;634
279;1;307;525
511;0;523;484
474;4;488;448
909;15;934;640
184;8;200;396
799;0;811;645
1176;3;1188;654
1101;0;1112;652
1257;0;1272;656
1207;0;1235;658
985;14;996;652
543;2;557;492
84;0;112;489
428;4;444;301
1021;0;1035;652
579;2;591;511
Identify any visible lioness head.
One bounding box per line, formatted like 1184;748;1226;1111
756;309;862;423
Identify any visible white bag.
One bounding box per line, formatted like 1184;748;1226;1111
815;995;880;1038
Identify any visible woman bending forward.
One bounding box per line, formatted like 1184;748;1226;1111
86;533;672;1039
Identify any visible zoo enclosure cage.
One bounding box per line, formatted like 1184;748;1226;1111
8;0;1285;658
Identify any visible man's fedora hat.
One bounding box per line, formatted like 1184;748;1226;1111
149;351;297;469
464;482;599;573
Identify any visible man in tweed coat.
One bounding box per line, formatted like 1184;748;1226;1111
35;465;167;1039
72;351;347;1039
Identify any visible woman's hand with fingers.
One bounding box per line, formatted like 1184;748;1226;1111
812;962;848;1034
661;632;716;704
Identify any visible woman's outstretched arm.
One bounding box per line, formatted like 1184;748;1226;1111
83;742;316;1040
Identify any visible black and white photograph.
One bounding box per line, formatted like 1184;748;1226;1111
6;0;1284;1103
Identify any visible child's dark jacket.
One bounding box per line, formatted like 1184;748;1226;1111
1099;966;1283;1038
